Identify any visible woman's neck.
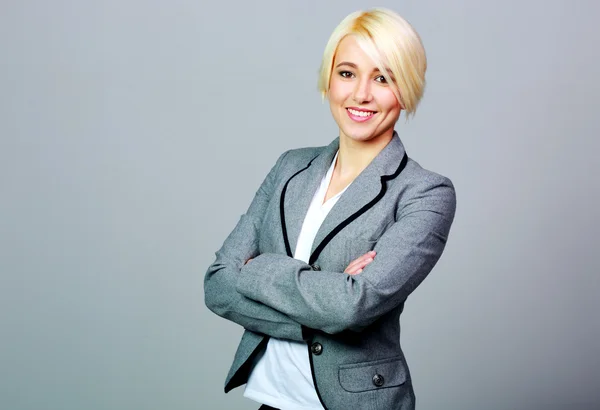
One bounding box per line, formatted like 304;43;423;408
336;131;394;180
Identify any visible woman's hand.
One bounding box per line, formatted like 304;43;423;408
344;251;376;275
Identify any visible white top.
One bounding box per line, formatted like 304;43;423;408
244;151;349;410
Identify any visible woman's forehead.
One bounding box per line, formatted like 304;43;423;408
334;36;387;71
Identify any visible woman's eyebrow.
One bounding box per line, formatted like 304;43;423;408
335;61;358;68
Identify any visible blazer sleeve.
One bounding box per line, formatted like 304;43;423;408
204;151;305;342
235;176;457;335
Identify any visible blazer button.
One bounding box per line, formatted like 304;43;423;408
372;374;385;387
310;342;323;355
310;264;321;271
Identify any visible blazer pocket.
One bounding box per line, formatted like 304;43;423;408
338;356;407;393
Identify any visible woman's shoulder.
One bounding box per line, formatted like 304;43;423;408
404;156;454;190
395;156;456;220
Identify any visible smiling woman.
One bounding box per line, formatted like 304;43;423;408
318;9;427;117
327;35;403;150
204;8;456;410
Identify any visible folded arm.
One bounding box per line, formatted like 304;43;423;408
203;151;305;342
236;179;456;335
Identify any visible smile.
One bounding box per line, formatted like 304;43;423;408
346;107;376;122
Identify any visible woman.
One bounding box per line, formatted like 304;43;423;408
204;8;456;410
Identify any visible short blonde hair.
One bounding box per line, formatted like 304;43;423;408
318;8;427;118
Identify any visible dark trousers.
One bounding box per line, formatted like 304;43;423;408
258;405;280;410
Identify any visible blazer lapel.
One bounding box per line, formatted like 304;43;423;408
281;138;339;257
279;132;408;263
309;133;408;264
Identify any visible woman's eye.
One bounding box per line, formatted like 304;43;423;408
339;71;353;78
375;75;388;83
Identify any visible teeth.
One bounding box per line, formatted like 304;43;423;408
348;108;374;117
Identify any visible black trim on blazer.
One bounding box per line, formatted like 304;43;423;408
307;342;328;409
280;157;318;258
224;337;269;393
280;152;408;261
279;156;329;408
308;152;408;265
279;151;408;410
224;158;319;398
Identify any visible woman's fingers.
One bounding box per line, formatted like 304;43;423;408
347;251;376;272
345;257;370;274
344;251;376;275
346;256;375;275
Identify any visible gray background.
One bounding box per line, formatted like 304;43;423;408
1;0;599;409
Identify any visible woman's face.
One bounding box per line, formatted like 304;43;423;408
328;35;402;145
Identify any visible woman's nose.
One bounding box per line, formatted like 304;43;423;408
352;78;372;103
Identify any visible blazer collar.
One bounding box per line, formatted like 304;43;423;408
281;138;338;256
281;132;408;264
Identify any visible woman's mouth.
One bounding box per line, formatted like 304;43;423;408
346;107;376;122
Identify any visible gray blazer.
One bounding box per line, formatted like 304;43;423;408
204;133;456;409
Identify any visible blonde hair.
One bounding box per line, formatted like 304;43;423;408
317;8;427;118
